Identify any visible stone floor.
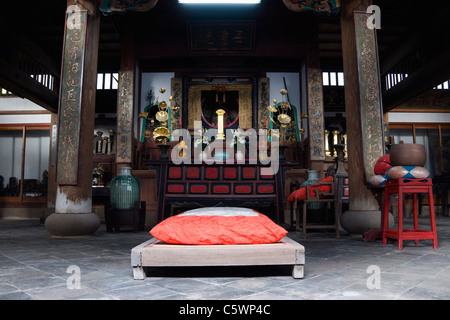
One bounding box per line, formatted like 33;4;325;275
1;216;450;301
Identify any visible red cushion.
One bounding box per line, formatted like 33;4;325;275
288;175;333;202
374;154;391;175
150;207;287;245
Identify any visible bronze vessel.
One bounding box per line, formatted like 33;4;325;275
390;143;426;167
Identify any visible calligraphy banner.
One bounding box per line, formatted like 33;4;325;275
258;77;270;130
56;5;87;185
116;70;134;163
307;68;325;161
170;78;182;134
354;11;385;182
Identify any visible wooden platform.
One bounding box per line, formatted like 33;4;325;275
131;236;305;279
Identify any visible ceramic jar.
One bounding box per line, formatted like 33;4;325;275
110;167;140;209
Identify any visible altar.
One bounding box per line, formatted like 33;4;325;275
142;158;297;224
136;78;305;224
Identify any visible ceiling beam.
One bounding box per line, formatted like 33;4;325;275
382;47;450;111
0;58;58;113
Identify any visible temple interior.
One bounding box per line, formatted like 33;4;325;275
1;0;450;303
0;0;449;237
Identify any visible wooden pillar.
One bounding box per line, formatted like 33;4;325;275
45;0;101;236
116;26;136;172
305;15;325;175
340;0;389;234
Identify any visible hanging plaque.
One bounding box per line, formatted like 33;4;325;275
116;70;134;163
354;11;385;182
307;68;325;161
56;5;87;185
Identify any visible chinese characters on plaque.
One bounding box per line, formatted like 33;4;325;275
56;6;87;185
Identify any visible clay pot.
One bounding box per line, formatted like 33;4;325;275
390;143;426;167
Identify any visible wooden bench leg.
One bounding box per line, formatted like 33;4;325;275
292;265;304;279
133;266;146;280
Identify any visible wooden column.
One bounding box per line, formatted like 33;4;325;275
45;0;101;236
340;0;388;234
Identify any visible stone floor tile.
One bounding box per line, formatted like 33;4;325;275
1;217;450;301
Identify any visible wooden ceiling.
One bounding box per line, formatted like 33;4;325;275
0;0;449;112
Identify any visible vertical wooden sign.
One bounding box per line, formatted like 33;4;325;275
307;68;325;161
56;6;87;185
354;11;385;181
170;78;182;133
258;77;270;130
116;70;134;163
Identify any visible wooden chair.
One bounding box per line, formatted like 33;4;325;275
294;175;349;239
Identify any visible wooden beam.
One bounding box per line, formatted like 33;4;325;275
382;47;450;111
0;58;58;113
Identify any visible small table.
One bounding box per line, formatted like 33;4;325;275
382;178;438;249
105;201;146;232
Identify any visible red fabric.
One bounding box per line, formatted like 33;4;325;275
287;175;333;202
374;154;391;175
150;207;288;245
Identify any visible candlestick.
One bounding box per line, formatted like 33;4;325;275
216;109;225;140
325;130;330;157
332;130;340;145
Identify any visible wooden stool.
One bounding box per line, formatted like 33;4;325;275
382;178;438;249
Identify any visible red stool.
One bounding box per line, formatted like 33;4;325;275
382;178;438;249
